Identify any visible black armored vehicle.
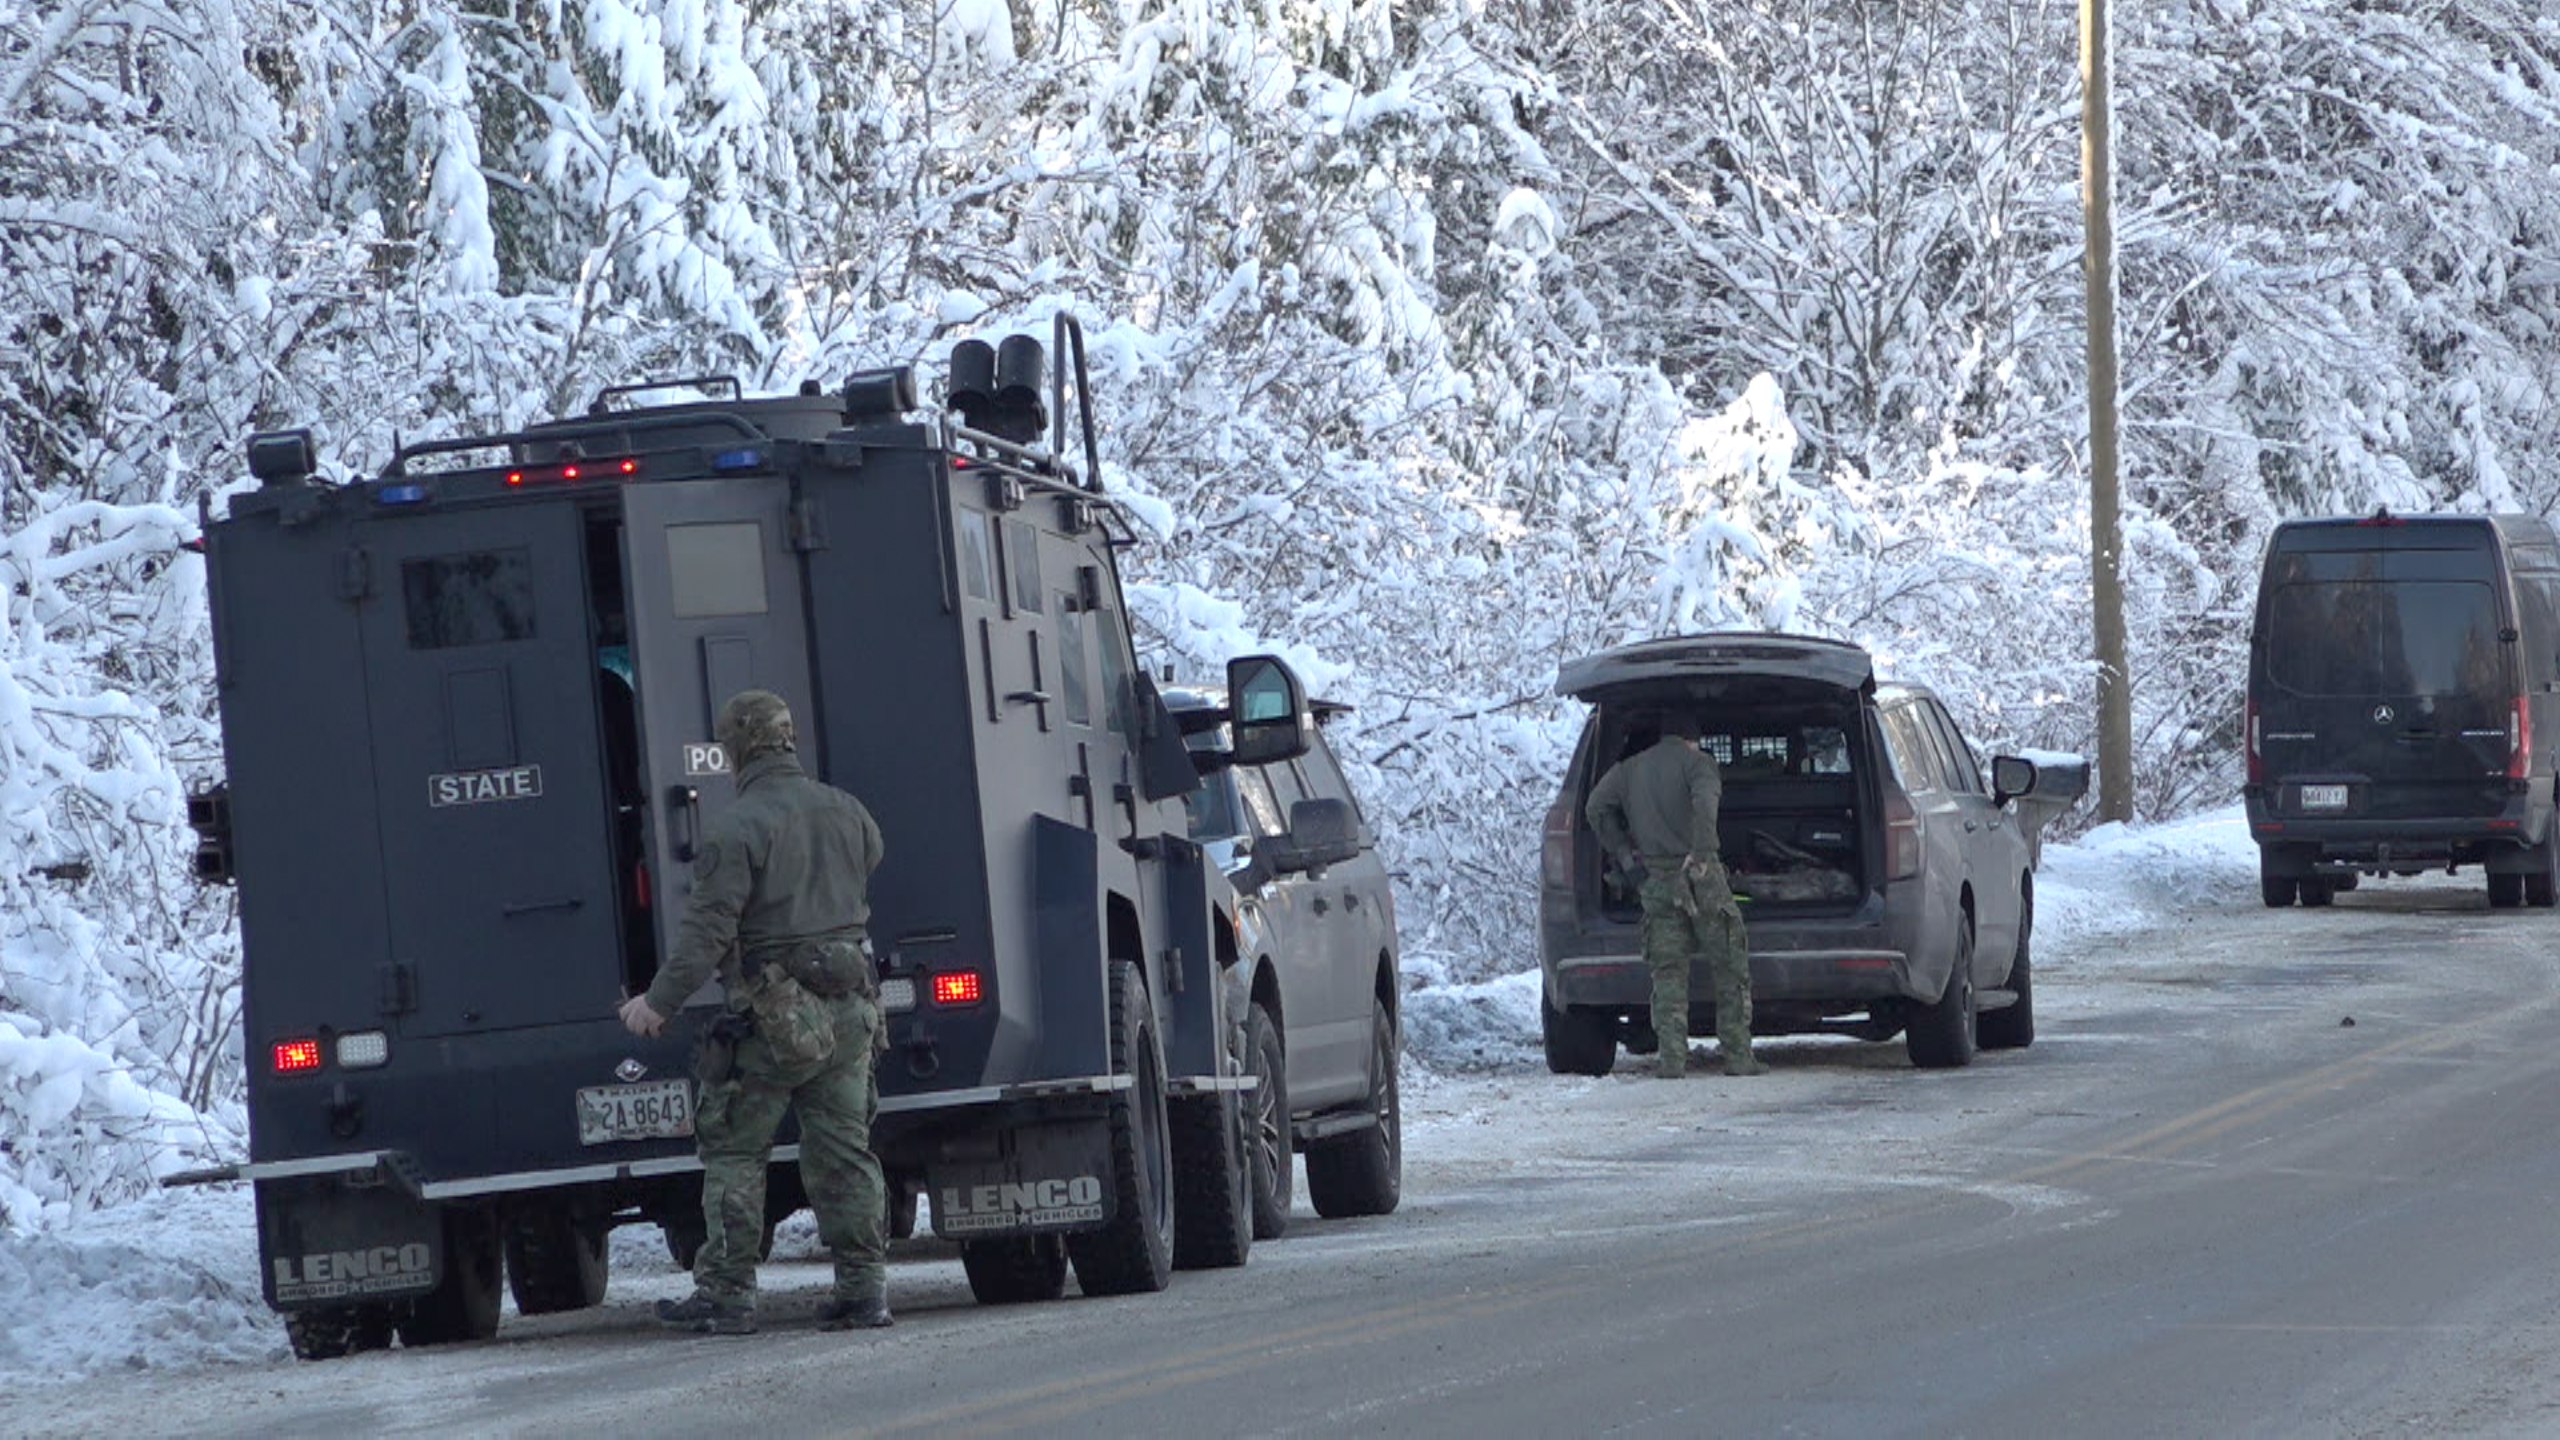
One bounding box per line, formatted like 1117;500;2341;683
183;319;1314;1356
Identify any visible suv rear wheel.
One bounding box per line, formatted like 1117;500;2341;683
2490;870;2525;908
1977;895;2034;1052
1905;919;1978;1070
1541;989;1616;1076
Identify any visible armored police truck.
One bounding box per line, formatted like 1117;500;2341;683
180;317;1308;1357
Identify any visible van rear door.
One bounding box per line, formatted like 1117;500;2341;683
354;502;623;1038
2257;529;2517;819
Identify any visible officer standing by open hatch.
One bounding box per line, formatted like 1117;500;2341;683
1585;711;1761;1079
617;689;893;1333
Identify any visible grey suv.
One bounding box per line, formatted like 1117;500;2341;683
1168;689;1402;1236
1538;634;2085;1073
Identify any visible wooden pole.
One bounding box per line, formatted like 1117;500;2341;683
2083;0;2133;822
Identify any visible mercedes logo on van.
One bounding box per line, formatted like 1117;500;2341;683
2372;704;2396;725
615;1058;649;1083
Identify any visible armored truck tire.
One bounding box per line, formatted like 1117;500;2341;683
396;1209;503;1347
2298;876;2335;907
285;1304;395;1361
504;1206;608;1315
1541;990;1616;1077
1169;1087;1253;1270
1306;1000;1402;1219
961;1235;1071;1304
1244;1004;1292;1240
1905;919;1979;1070
1065;961;1176;1296
1976;895;2034;1052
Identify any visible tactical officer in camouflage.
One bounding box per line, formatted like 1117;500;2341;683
616;689;894;1334
1585;712;1761;1079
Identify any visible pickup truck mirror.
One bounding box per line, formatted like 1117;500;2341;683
1265;797;1361;877
1990;755;2038;805
1227;654;1312;767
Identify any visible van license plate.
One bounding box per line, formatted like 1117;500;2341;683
576;1079;693;1145
2300;784;2348;811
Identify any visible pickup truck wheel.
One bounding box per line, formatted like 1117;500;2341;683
1170;1085;1253;1270
397;1208;503;1347
1066;961;1175;1296
961;1235;1069;1304
1541;989;1616;1076
1977;900;2034;1052
1245;1005;1292;1240
503;1206;608;1314
284;1304;394;1361
1905;920;1978;1070
1307;1001;1402;1218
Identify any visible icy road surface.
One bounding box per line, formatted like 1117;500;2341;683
11;811;2560;1435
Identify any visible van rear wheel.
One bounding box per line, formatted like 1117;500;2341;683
2528;843;2560;908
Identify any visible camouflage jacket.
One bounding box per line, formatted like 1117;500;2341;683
642;753;885;1015
1586;736;1725;872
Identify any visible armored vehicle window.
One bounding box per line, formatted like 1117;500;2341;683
1007;521;1042;614
1093;607;1136;739
2266;580;2499;697
957;508;995;602
403;549;537;650
666;522;768;618
1056;601;1092;726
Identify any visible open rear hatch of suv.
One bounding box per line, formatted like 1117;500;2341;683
1556;635;1879;924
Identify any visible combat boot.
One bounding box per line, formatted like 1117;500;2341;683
1723;1050;1767;1077
815;1289;894;1331
657;1293;756;1335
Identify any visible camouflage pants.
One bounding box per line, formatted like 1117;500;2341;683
693;991;886;1305
1638;864;1752;1077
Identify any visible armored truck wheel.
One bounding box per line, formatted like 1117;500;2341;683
504;1207;608;1315
1066;961;1175;1296
396;1209;503;1347
1307;1001;1402;1219
1244;1004;1292;1240
1170;1087;1253;1270
285;1304;394;1361
1541;990;1616;1076
962;1235;1070;1304
1906;920;1979;1070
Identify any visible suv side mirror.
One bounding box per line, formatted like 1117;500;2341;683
1265;797;1362;877
1227;654;1313;767
1990;755;2039;806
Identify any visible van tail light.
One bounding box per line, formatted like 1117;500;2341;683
2510;696;2533;781
2245;695;2263;786
1540;797;1576;890
1883;785;1923;881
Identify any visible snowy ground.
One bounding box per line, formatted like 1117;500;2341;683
0;807;2269;1395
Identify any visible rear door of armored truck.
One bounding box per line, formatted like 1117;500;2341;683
354;501;624;1038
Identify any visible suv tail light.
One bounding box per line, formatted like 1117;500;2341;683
1883;784;1923;881
2245;694;2263;786
2511;696;2533;781
1540;797;1576;890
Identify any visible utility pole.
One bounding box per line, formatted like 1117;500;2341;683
2083;0;2133;822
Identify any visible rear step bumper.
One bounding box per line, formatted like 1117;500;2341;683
200;1072;1188;1201
2246;807;2547;860
1554;948;1916;1008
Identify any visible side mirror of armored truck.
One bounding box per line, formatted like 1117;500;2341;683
1133;673;1204;802
1227;654;1313;768
1264;797;1361;878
